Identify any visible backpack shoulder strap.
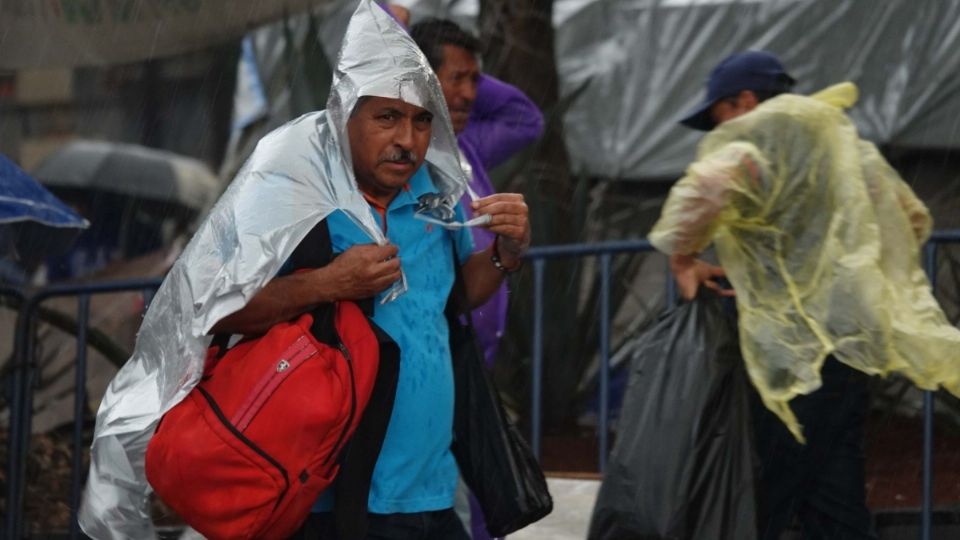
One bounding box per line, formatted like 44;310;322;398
286;220;341;344
287;218;333;270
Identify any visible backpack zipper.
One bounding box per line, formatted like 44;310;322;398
196;386;290;510
321;341;357;467
232;337;316;431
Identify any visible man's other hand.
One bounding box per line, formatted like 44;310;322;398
326;243;402;300
669;253;735;300
472;193;530;268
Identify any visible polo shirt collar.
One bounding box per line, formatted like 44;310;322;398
387;165;437;212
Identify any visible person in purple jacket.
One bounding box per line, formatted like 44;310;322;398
410;18;544;540
411;18;545;366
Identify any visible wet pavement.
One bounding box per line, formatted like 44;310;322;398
510;477;600;540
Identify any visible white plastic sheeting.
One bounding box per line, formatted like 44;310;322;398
6;0;960;178
399;0;960;179
557;0;960;178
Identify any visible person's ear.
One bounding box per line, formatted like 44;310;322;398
739;90;760;111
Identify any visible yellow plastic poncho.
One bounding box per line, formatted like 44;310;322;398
649;83;960;441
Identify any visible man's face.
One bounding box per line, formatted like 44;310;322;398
347;96;433;198
435;45;480;134
709;90;759;126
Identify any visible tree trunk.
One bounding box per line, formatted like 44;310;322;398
479;0;583;432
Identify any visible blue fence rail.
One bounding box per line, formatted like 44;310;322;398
1;232;958;538
526;239;656;471
526;230;960;540
2;278;163;540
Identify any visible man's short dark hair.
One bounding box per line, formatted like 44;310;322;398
410;19;480;71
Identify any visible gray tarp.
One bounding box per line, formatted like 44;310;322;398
0;0;330;69
10;0;960;178
399;0;960;179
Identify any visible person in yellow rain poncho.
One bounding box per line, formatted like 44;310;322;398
650;50;960;540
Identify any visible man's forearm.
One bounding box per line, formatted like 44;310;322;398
650;143;763;256
648;184;720;256
210;243;404;335
209;267;340;336
461;246;511;310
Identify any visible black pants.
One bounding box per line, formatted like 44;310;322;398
287;509;470;540
752;357;878;540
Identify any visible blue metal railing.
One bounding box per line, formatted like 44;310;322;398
525;239;656;471
1;285;28;540
3;278;163;540
1;231;958;538
526;231;960;540
526;240;660;472
919;229;960;540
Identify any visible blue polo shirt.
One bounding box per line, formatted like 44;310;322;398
313;167;474;513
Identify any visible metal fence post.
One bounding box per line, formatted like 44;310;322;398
7;295;37;540
2;287;27;540
665;256;677;306
598;253;612;472
921;242;938;540
531;259;546;459
142;287;157;314
69;294;91;539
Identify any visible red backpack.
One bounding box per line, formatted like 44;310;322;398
146;302;381;539
146;222;399;540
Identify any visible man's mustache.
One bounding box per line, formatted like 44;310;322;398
379;148;419;164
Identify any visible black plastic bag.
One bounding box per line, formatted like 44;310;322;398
448;312;554;537
588;292;757;540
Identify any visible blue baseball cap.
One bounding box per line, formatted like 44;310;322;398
680;50;796;131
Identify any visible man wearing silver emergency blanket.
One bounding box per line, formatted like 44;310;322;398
79;1;530;538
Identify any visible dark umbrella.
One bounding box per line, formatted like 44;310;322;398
33;140;219;211
33;140;221;279
0;154;89;278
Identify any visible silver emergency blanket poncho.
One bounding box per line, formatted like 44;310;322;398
650;83;960;442
79;1;468;537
